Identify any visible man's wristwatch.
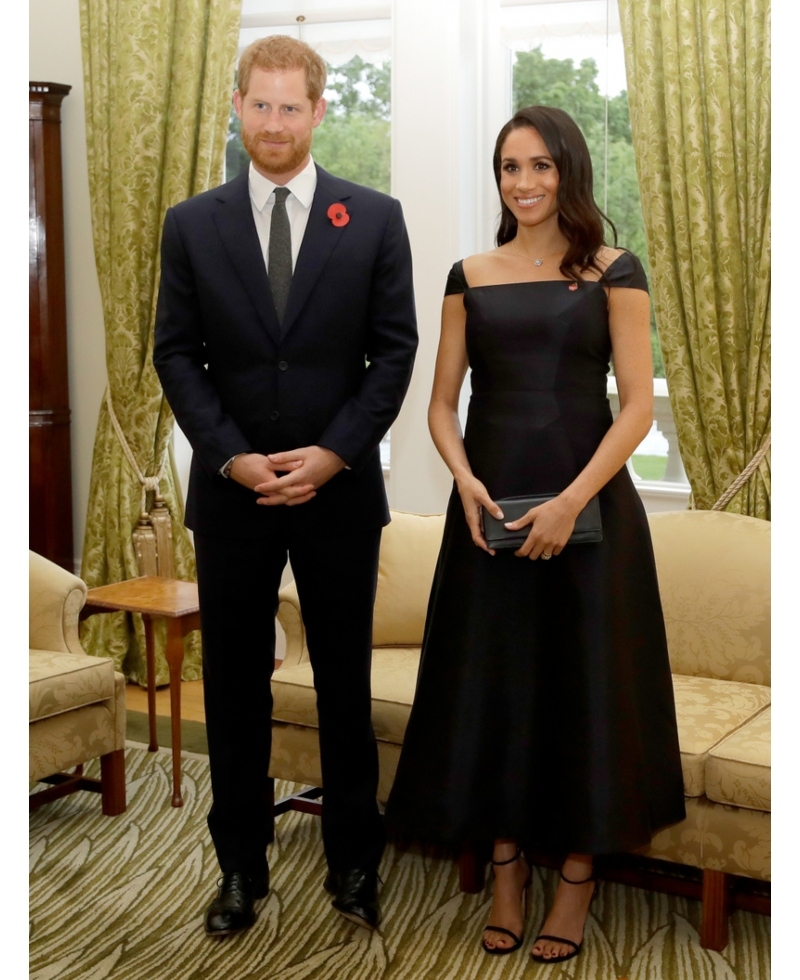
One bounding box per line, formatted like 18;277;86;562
220;453;247;478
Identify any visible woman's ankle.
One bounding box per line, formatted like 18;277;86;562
492;838;520;865
561;853;593;883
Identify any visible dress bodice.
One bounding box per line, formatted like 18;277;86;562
445;251;649;401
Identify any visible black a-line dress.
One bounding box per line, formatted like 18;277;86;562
385;251;686;853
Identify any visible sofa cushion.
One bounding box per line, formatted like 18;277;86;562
30;649;116;723
272;647;421;745
672;674;771;797
373;512;444;647
705;706;770;812
648;511;770;684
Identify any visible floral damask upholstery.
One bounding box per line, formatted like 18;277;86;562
648;510;770;684
30;675;126;785
372;511;446;646
274;509;770;886
29;552;126;812
646;795;771;880
705;707;771;813
30;648;116;724
671;674;771;797
644;511;770;883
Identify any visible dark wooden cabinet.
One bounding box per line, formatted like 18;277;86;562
30;82;74;570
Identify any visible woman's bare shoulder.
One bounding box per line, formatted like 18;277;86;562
462;249;509;287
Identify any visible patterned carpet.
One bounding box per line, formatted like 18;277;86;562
29;745;770;980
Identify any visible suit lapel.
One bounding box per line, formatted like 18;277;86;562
280;167;352;339
212;172;281;345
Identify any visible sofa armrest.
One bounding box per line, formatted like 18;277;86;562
277;580;309;667
29;552;87;656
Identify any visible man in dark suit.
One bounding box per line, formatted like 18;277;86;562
154;35;417;937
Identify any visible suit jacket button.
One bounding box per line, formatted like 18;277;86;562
278;360;289;371
269;410;280;421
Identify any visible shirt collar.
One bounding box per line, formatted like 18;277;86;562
248;156;317;212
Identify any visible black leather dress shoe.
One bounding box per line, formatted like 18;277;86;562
204;870;269;936
325;867;381;930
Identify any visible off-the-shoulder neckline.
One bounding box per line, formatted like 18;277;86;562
457;250;632;291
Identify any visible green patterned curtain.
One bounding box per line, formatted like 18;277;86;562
78;0;241;682
618;0;770;518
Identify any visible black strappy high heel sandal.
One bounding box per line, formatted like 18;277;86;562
481;848;531;956
530;868;596;964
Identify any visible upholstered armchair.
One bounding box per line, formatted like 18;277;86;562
29;552;126;815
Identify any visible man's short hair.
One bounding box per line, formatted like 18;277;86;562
237;35;327;103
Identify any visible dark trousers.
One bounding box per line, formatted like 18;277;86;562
194;526;385;880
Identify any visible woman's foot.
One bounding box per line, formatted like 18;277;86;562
482;840;530;954
530;854;595;963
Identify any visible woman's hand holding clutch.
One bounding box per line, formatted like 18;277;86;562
504;495;581;561
455;474;504;555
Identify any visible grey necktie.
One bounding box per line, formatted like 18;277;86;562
268;186;292;324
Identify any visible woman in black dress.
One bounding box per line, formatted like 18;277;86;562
385;106;685;964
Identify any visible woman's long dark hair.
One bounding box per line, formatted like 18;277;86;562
493;105;616;281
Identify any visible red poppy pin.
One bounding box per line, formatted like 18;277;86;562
327;202;350;228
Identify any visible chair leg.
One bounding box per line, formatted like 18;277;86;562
700;868;729;950
100;749;126;816
459;845;485;893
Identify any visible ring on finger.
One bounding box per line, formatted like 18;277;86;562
541;552;552;561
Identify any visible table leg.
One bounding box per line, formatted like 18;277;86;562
165;618;185;807
143;616;158;752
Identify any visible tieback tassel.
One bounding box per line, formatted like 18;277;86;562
133;512;159;577
150;494;174;578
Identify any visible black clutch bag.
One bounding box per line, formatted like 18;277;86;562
481;493;602;550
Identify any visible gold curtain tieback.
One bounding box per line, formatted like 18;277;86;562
711;432;771;512
106;388;174;576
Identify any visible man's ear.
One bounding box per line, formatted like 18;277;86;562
312;97;327;128
233;89;244;121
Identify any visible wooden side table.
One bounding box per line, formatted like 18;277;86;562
80;576;200;807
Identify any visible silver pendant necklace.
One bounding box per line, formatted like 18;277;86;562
511;246;559;267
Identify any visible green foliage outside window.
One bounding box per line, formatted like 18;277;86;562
313;57;391;193
513;47;665;377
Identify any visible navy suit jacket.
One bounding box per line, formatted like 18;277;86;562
154;166;418;539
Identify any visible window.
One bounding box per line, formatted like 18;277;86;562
502;0;686;488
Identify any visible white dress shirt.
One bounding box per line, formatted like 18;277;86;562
248;155;317;272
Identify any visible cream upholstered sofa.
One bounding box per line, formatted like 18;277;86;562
271;508;770;947
640;509;770;947
29;552;126;815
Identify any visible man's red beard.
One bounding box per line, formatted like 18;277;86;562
241;127;312;176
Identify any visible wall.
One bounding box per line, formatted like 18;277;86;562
389;0;510;516
30;0;107;572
